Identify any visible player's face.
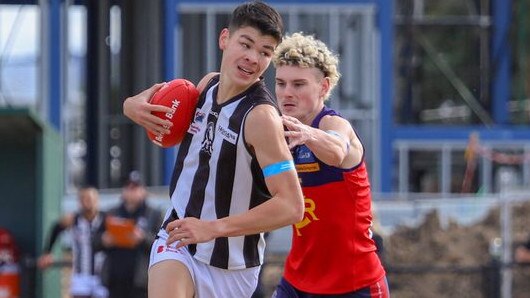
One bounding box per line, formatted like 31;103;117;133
219;26;277;89
78;189;98;214
122;184;147;209
275;65;328;125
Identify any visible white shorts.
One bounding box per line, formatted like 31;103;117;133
70;273;108;298
149;235;260;298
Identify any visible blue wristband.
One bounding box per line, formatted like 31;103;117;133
262;160;295;178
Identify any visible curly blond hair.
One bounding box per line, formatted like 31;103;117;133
272;32;341;100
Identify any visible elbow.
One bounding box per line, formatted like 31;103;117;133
289;194;305;224
329;157;344;168
326;153;345;168
293;208;304;223
322;145;347;167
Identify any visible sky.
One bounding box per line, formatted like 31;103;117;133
0;4;88;106
0;4;86;58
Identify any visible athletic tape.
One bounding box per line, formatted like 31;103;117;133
326;130;350;153
262;160;295;178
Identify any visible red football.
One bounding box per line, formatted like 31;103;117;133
147;79;200;147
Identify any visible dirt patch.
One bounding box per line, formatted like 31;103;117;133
260;200;530;297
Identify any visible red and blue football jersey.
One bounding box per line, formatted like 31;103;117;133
283;106;385;294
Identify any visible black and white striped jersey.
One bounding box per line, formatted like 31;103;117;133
166;76;278;270
71;212;106;275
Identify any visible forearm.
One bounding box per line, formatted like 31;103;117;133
214;185;304;237
305;128;348;167
44;222;65;253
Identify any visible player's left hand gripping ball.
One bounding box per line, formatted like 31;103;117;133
147;79;200;147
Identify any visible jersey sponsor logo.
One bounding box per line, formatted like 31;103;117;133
156;244;183;254
217;125;237;144
189;110;206;134
294;197;319;236
295;163;320;173
295;146;315;163
194;110;206;123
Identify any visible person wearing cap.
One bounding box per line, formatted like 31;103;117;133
94;171;162;298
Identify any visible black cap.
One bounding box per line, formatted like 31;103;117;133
124;170;144;187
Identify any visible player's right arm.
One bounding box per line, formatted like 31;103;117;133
37;214;74;269
123;83;174;135
165;104;305;247
124;74;217;136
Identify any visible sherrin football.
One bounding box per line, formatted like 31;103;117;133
147;79;200;148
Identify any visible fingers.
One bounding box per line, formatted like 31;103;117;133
165;219;202;248
138;102;174;135
166;229;190;248
284;130;302;148
281;115;298;122
143;114;173;135
145;83;166;101
165;220;185;245
149;103;175;114
175;238;188;249
282;116;302;132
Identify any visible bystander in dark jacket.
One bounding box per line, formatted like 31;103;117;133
95;171;162;298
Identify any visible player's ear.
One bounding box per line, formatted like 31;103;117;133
320;77;330;99
219;28;229;50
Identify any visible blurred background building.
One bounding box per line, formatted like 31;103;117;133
1;0;529;195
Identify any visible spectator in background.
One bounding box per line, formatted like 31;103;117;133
37;186;108;298
95;171;162;298
515;235;530;263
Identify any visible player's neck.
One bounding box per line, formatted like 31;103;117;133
83;210;97;221
216;76;258;104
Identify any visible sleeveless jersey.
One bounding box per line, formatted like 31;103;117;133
164;76;277;270
284;106;385;294
71;212;106;275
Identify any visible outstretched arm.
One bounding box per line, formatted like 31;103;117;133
282;114;362;169
37;214;74;269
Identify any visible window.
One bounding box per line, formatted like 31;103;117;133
0;4;40;108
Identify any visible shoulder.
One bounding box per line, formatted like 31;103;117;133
319;114;351;129
240;80;277;107
246;104;281;126
244;104;283;146
197;72;219;93
319;113;356;139
60;213;76;227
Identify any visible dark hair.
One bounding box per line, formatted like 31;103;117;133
229;1;283;43
123;170;144;187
